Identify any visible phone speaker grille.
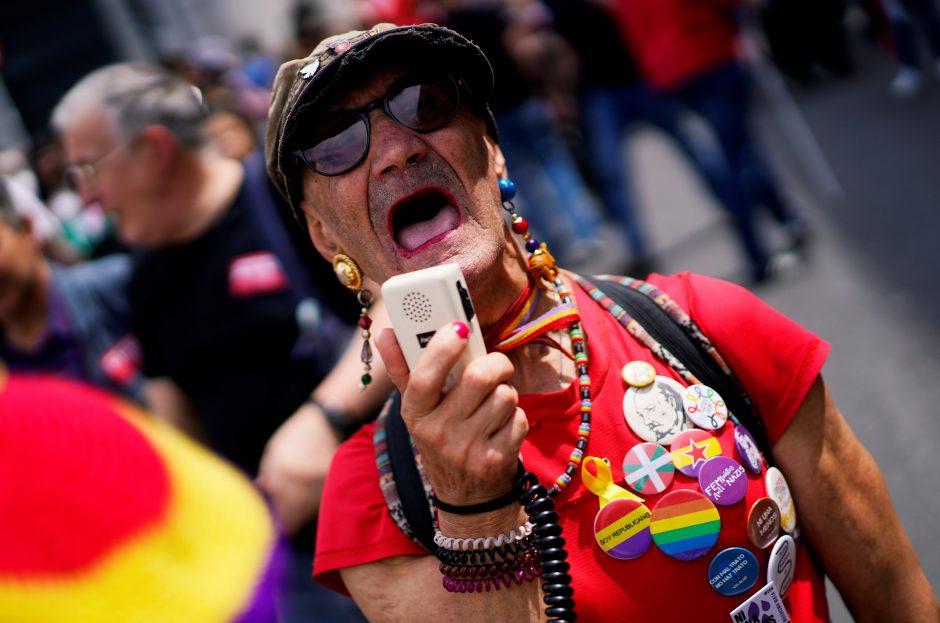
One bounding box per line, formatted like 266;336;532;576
402;291;433;323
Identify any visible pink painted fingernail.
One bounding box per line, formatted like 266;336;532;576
452;321;469;339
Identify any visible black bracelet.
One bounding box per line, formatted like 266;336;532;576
307;398;359;440
432;461;526;515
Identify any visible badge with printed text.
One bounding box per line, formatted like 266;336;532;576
747;497;781;549
624;376;692;445
709;547;760;596
582;457;649;559
683;383;729;430
734;425;764;474
623;442;675;495
670;429;722;477
764;467;797;533
593;497;653;559
650;489;721;560
768;535;796;598
729;581;791;623
622;360;656;388
699;456;748;506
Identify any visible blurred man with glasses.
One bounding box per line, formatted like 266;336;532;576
53;63;381;623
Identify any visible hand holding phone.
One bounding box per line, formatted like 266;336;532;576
381;264;487;389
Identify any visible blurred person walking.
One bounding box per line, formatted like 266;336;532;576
0;182;141;399
880;0;940;96
52;63;376;623
615;0;809;284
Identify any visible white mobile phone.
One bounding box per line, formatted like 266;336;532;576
381;264;487;388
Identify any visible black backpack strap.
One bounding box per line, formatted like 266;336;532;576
581;275;773;461
384;392;437;552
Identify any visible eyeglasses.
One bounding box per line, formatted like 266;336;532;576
63;143;127;192
293;72;463;177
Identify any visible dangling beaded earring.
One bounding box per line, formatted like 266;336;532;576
332;253;374;390
499;178;557;284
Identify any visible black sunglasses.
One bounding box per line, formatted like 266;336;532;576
293;72;463;177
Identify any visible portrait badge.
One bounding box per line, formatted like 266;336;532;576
623;376;691;445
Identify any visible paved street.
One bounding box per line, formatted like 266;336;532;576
619;23;940;622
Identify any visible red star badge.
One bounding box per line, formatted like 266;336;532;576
685;439;710;467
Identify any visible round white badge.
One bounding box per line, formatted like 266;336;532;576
682;383;729;430
764;467;798;533
768;535;797;597
623;376;692;445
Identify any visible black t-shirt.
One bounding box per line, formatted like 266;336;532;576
129;170;357;475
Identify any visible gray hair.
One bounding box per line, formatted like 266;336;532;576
52;63;208;147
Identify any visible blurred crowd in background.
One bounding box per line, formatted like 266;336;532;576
1;0;939;620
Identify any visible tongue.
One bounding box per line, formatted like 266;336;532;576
395;205;459;251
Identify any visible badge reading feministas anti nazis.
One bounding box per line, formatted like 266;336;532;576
730;581;791;623
683;383;729;430
582;457;652;559
708;547;760;596
764;467;798;533
670;429;722;478
650;489;721;560
624;376;692;445
699;456;749;506
623;442;675;495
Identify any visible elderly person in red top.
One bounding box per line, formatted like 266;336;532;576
265;23;938;622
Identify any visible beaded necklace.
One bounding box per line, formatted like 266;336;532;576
496;186;593;496
484;273;592;496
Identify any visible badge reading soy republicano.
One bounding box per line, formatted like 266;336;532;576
621;360;656;388
682;383;729;430
623;376;691;445
593;498;653;560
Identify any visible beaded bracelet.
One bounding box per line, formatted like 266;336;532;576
434;521;534;552
440;545;541;593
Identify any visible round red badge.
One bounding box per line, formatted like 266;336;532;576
594;498;653;560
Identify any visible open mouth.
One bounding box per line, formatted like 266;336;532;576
389;188;460;253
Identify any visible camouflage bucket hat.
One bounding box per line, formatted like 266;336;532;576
265;23;498;223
